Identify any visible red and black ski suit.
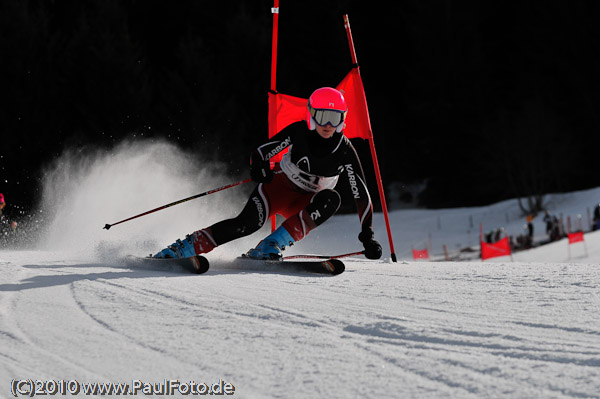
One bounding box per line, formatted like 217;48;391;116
203;121;380;257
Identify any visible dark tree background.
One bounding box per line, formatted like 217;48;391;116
1;0;599;216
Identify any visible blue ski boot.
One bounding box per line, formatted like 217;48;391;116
246;225;295;260
153;236;196;259
153;229;217;259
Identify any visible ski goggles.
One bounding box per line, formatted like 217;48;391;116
310;107;347;127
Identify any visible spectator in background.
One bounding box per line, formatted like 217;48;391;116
485;230;494;243
593;203;600;231
515;222;533;250
0;193;18;242
525;214;534;248
493;228;502;243
543;210;560;242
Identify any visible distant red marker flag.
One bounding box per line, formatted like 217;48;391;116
481;237;512;261
568;231;584;244
567;231;588;259
412;248;429;260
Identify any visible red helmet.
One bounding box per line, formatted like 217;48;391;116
306;87;348;133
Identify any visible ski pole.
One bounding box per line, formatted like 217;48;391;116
103;178;252;230
283;251;365;260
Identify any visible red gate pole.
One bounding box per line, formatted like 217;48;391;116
343;15;397;262
270;1;279;96
269;1;280;232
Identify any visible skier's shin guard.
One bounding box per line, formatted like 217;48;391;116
282;189;341;242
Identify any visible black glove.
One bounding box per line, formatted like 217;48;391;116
250;152;274;183
358;228;382;260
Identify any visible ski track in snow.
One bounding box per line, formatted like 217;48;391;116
1;251;599;399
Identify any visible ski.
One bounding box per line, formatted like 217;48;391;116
237;255;345;275
126;255;209;274
124;253;346;275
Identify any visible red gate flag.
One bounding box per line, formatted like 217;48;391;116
568;231;584;244
267;92;307;138
412;248;429;260
267;69;370;140
481;237;512;260
335;68;371;139
267;92;306;163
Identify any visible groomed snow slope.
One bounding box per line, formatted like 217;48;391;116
1;142;599;398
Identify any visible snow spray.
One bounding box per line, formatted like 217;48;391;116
35;140;251;260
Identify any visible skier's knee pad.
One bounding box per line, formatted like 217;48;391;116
306;189;341;227
281;189;341;242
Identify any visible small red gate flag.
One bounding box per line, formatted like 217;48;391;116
568;231;584;244
481;237;512;260
412;248;429;260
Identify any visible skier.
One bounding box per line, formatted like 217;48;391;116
154;87;382;261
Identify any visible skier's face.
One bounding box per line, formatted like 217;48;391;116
315;124;336;139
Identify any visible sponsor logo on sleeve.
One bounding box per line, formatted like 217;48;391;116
264;137;291;161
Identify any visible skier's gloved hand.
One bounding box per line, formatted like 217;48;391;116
250;152;274;183
358;228;382;260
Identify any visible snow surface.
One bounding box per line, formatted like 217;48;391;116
1;142;599;398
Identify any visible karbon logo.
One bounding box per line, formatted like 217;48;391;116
345;164;360;199
264;137;291;161
253;196;265;225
